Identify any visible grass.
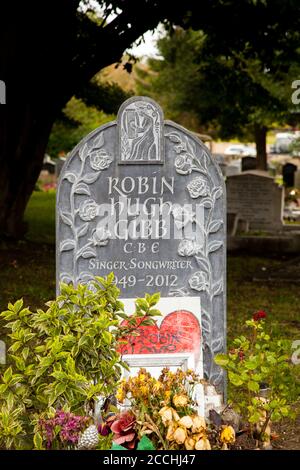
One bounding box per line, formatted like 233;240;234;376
227;255;300;341
24;190;56;244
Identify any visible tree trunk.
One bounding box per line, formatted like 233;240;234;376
0;103;58;238
0;2;192;239
254;124;268;171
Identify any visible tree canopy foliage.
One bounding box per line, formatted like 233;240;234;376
136;23;300;169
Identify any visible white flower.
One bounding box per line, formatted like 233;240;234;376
188;271;209;292
89;149;112;171
187;177;209;198
79;199;98;221
90;226;111;246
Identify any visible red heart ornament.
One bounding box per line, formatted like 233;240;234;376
119;310;201;360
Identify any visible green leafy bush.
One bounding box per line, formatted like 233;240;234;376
0;274;160;449
215;312;300;440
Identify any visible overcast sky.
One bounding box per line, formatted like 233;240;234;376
79;0;163;59
127;28;163;58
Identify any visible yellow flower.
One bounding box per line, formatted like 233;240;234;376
172;408;180;422
193;432;205;441
192;415;206;433
159;406;180;425
116;382;126;402
173;426;187;445
220;426;235;444
166;423;176;441
164;390;172;401
140;385;149;396
179;416;193;429
153;381;162;394
173;394;188;408
185;437;196;450
138;374;146;382
195;437;211;450
159;406;173;425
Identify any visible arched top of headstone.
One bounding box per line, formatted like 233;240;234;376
117;96;164;164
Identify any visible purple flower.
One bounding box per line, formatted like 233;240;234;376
38;410;90;449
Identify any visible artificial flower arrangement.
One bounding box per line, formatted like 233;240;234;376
34;368;236;450
94;368;235;451
1;286;298;451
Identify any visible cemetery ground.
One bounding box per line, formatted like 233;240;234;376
0;190;300;449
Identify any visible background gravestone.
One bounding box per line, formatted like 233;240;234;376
225;162;240;177
227;170;284;231
282;162;297;187
57;96;226;392
55;156;67;179
42;154;56;174
241;156;256;172
294;169;300;190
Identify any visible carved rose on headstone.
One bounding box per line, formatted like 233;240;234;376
90;227;111;246
79;199;98;221
89;149;112;171
187;177;209;198
174;153;194;175
188;271;209;292
178;239;202;257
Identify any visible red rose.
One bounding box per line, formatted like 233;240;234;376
110;412;137;449
252;310;267;321
238;350;245;361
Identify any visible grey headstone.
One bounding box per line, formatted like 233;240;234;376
56;96;226;390
294;169;300;189
218;163;227;177
55;157;67;179
227;213;239;236
241;156;256;172
43;155;56;175
227;170;284;231
225;165;239;177
213;154;225;165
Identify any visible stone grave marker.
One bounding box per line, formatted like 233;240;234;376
294;169;300;190
227;170;284;231
282;162;297;187
225;164;240;177
55;156;67;179
57;96;226;398
43;155;56;174
241;156;256;172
